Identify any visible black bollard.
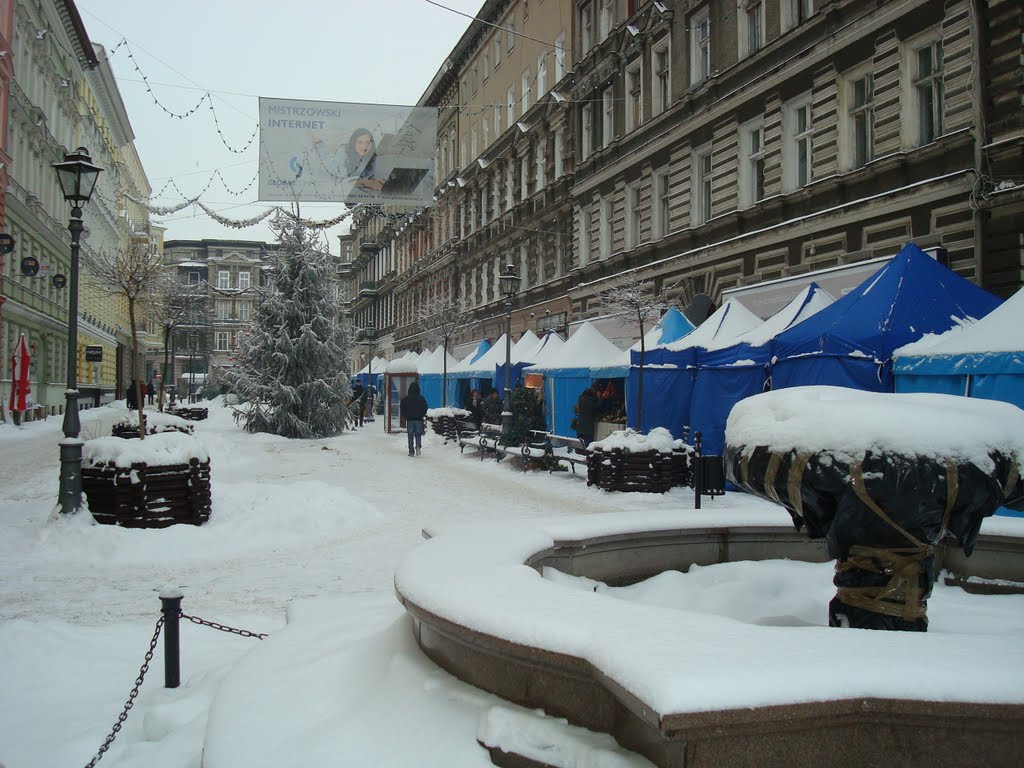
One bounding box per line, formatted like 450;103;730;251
694;432;703;510
160;588;183;689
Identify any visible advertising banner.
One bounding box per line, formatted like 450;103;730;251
258;97;438;207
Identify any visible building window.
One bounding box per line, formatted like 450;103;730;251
535;141;546;189
537;52;549;96
216;331;229;351
494;100;503;136
739;118;766;208
237;271;251;290
581;102;593;160
483;120;490;149
690;7;711;85
494;36;501;68
692;143;713;225
599;196;613;258
483;52;490;81
217;270;230;289
914;40;944;145
507;85;517;123
579;204;593;267
740;1;765;59
602;86;614;147
216;300;230;320
521;68;532;114
626;181;642;248
782;95;813;192
187;270;200;285
553;128;564;178
580;2;593;55
598;0;613;42
652;41;670;117
554;32;566;80
652;165;670;239
471;67;478;94
781;0;813;33
521;241;530;289
238;301;250;321
849;71;875;169
507;11;516;51
521;154;530;200
506;160;514;209
625;60;642;132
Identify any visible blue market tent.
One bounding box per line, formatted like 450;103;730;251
894;286;1022;409
687;284;835;456
770;243;1001;392
492;330;543;393
449;340;493;405
628;299;761;436
416;345;462;409
524;322;628;436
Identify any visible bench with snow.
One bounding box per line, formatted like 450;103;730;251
522;431;589;475
456;419;509;461
427;407;470;443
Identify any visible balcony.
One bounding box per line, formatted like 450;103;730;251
358;281;379;297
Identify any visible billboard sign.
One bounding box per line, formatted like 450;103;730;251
258;98;438;207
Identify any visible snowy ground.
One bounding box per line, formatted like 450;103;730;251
0;401;1021;768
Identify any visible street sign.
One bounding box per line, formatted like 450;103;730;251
52;274;67;289
20;256;39;277
0;233;14;254
85;345;103;362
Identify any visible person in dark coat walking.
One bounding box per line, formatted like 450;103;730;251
126;379;138;410
349;382;365;427
400;381;429;456
574;386;599;446
146;380;155;405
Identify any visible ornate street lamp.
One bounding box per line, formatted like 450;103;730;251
498;264;521;436
53;147;102;514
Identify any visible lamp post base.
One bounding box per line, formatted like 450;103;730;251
58;390;83;514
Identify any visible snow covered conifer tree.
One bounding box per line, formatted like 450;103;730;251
224;212;350;438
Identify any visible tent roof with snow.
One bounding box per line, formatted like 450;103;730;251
526;321;628;378
770;242;1001;392
893;286;1021;408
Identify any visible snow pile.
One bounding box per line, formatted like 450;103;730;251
83;430;210;467
427;407;470;418
590;427;685;454
726;386;1024;468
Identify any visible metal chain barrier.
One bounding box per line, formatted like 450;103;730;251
181;613;268;640
83;615;165;768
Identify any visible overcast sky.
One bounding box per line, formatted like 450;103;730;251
74;0;482;252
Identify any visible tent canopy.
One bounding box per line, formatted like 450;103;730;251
894;286;1021;408
771;242;1002;392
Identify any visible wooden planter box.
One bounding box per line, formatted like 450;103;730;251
671;447;694;488
111;414;195;440
83;458;212;528
168;405;208;421
587;448;674;493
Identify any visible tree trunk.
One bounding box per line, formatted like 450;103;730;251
128;299;145;438
442;337;449;407
160;326;170;412
637;317;646;434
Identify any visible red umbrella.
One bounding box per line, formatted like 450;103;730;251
9;334;31;414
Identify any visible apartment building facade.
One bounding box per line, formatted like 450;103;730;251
2;0;156;417
343;0;1022;363
160;239;277;394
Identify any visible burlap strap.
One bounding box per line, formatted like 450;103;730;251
836;545;930;621
1004;454;1020;500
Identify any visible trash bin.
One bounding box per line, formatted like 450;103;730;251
700;455;726;497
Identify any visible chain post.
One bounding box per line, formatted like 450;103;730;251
159;588;183;689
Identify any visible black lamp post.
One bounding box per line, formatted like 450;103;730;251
498;264;521;436
53;147;102;515
360;326;377;422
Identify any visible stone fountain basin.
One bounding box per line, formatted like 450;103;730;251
394;509;1024;768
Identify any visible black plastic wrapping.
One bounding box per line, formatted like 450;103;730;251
725;444;1018;631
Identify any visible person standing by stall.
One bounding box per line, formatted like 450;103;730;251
481;389;503;426
400;381;428;456
574;385;599;447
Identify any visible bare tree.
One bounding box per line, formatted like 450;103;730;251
82;242;164;436
593;272;670;434
146;272;209;411
415;294;475;406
